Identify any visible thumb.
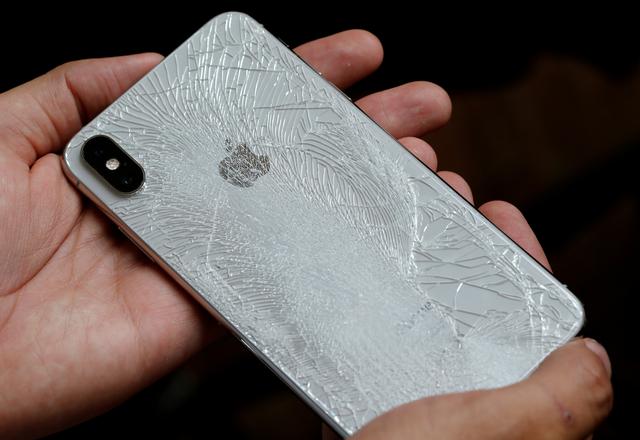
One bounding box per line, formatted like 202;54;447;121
0;53;162;165
352;339;613;440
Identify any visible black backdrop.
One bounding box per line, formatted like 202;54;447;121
3;5;638;94
2;4;637;439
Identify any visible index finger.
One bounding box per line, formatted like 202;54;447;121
294;30;383;89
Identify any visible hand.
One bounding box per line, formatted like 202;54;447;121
0;30;611;439
345;337;612;440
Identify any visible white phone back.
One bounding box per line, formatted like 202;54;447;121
63;12;584;436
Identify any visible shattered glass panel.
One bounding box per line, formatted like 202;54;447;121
64;12;584;435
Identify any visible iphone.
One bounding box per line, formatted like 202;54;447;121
62;12;584;436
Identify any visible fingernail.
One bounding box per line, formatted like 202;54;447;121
584;338;612;378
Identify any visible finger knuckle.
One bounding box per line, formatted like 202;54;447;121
48;61;82;94
52;60;80;78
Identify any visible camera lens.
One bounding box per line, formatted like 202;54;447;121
82;136;144;193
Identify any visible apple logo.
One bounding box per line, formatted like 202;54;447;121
218;140;270;188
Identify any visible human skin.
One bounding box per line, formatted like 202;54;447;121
0;30;612;439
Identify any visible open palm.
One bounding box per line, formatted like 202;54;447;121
0;31;611;439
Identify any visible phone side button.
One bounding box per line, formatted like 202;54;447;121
118;227;156;263
276;36;289;48
238;337;258;357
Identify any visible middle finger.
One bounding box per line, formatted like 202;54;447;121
357;81;451;139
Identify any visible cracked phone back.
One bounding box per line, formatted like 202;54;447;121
63;12;584;436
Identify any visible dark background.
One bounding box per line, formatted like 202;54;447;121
2;4;637;439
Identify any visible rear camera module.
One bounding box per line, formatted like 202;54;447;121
82;136;144;193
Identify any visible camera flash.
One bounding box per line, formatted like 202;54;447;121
105;158;120;171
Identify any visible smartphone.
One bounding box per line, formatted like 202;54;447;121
62;12;584;437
